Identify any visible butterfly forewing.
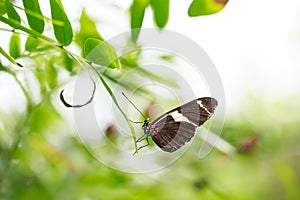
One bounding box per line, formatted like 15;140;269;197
153;97;217;126
148;97;218;152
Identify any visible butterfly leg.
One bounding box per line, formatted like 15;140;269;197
133;137;150;155
136;134;146;143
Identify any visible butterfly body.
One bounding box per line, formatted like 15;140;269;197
138;97;218;153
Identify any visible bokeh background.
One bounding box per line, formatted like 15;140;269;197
1;0;300;199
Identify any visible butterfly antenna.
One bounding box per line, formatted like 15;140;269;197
129;120;144;124
122;92;146;119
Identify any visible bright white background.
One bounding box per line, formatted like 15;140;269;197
1;0;300;113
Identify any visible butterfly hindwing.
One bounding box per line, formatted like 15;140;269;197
152;119;196;152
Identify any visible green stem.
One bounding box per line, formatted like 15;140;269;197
13;4;63;26
3;66;34;108
0;16;54;43
94;69;138;152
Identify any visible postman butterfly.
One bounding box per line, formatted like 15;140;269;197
122;93;218;154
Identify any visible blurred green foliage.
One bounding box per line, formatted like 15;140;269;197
1;95;300;199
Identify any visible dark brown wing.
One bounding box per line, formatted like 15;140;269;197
150;97;218;152
151;115;196;152
153;97;217;126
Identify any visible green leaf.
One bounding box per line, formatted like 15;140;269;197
28;100;61;133
188;0;228;16
62;51;73;73
46;57;57;89
84;38;120;69
5;0;20;23
0;0;6;15
0;59;4;71
49;0;73;46
130;0;149;42
0;45;18;66
75;10;102;55
22;0;45;33
25;36;40;51
150;0;169;28
9;33;21;59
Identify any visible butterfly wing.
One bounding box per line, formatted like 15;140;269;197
153;97;218;126
150;97;218;152
151;115;196;152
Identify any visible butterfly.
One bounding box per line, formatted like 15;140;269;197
122;93;218;154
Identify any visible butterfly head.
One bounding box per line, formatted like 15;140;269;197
142;118;151;135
